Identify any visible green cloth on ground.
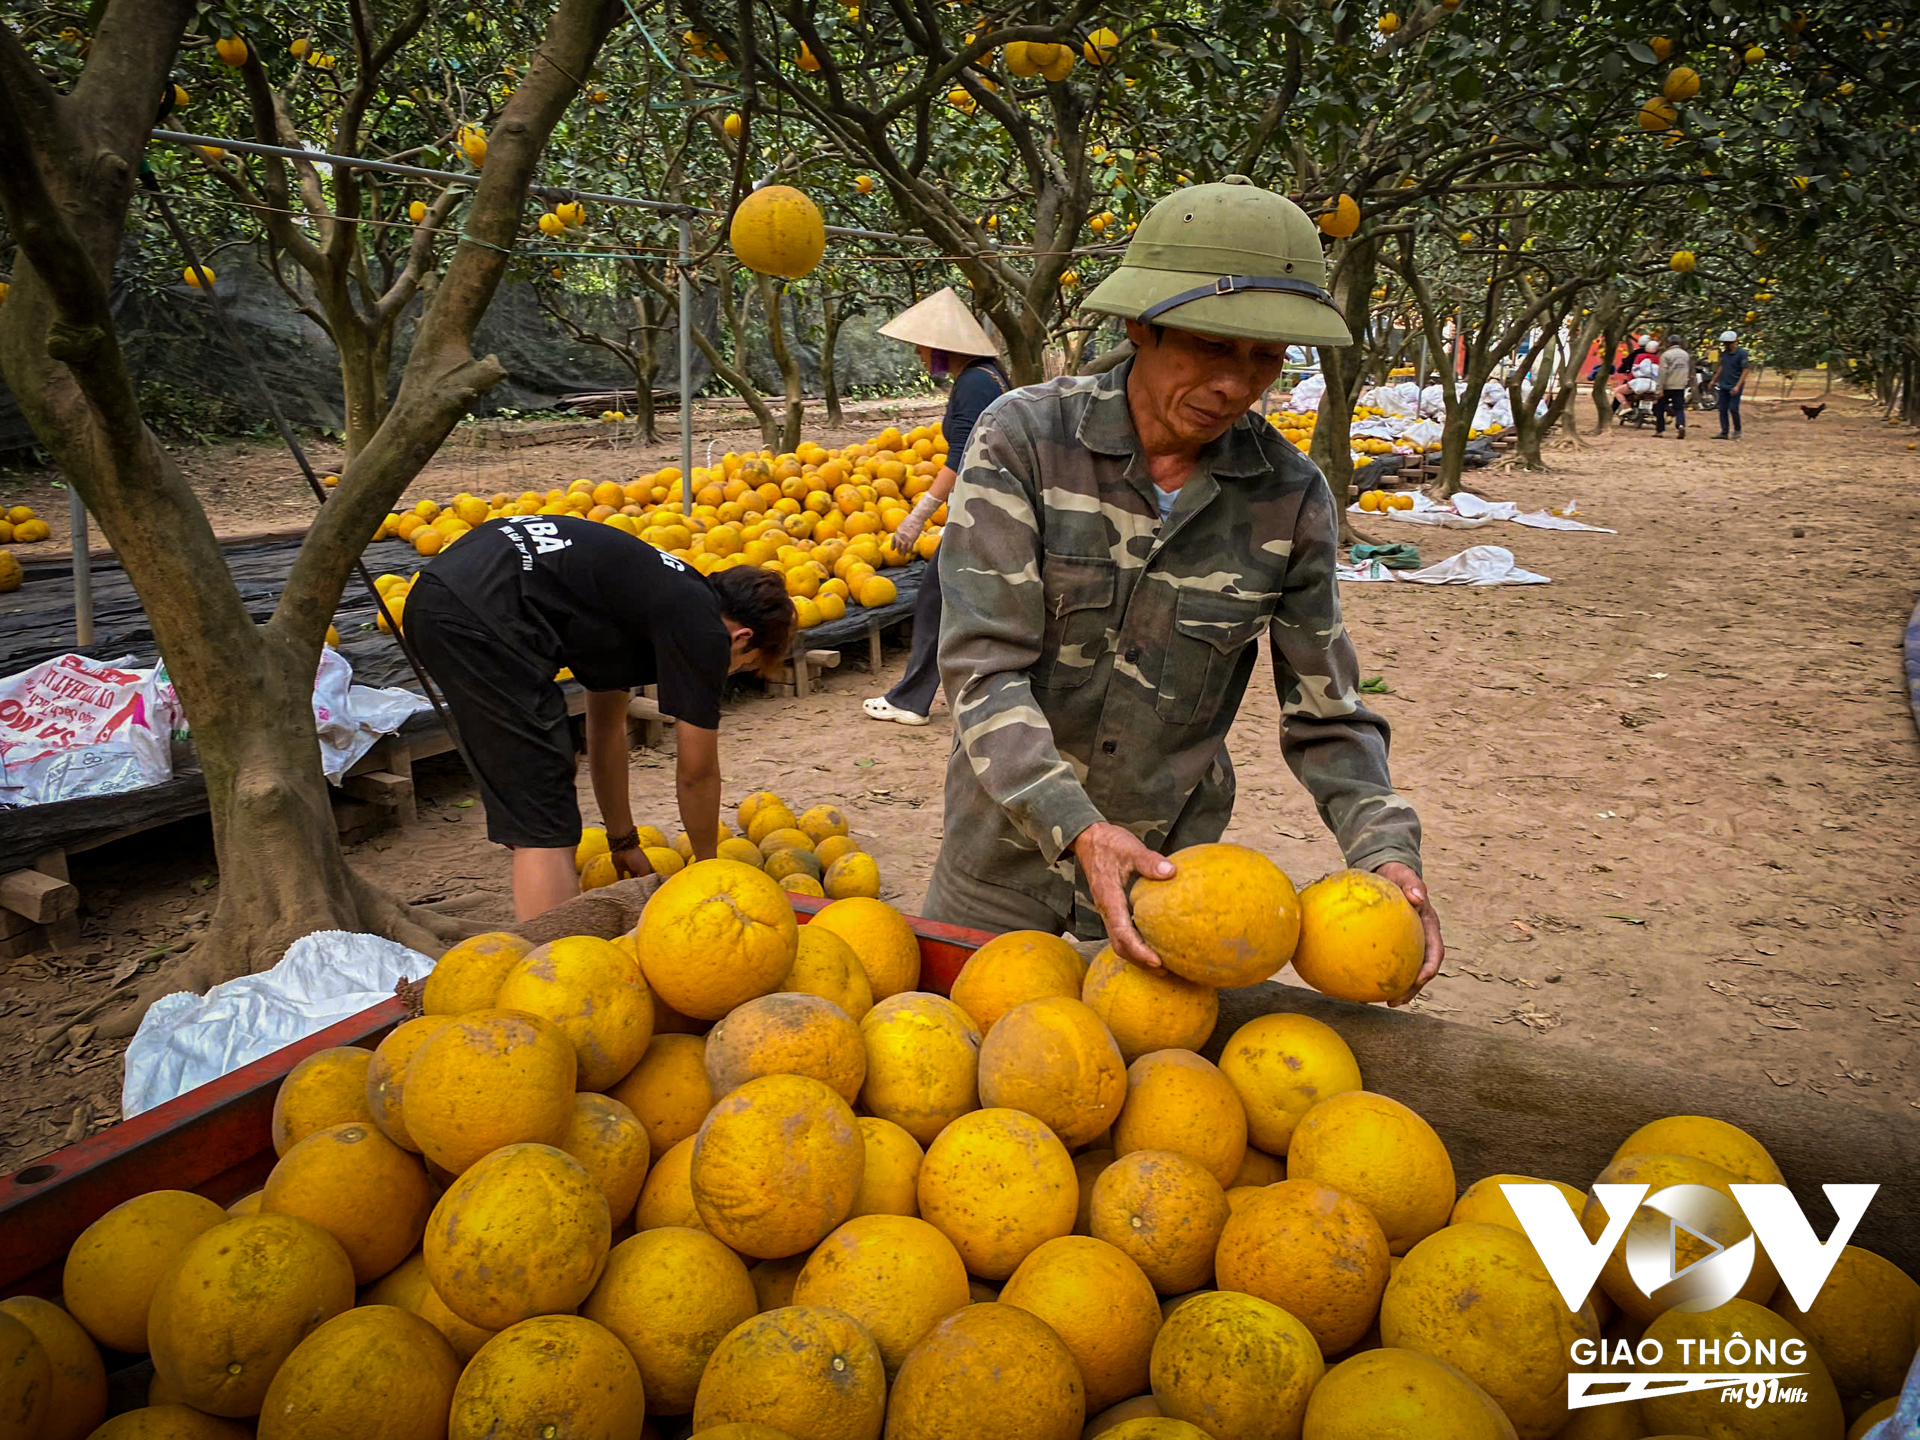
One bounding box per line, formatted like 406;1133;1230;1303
1349;542;1423;570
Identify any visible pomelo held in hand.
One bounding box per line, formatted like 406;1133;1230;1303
1128;844;1300;988
1291;868;1424;1003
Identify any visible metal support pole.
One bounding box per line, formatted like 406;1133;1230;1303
69;487;93;647
678;216;694;513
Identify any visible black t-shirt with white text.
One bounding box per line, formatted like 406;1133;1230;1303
423;515;729;729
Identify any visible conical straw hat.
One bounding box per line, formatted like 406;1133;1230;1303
877;287;999;357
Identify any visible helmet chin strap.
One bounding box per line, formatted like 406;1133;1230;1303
1136;273;1342;325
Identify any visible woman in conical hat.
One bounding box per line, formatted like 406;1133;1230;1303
862;288;1008;726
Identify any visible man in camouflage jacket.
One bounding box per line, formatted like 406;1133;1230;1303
925;177;1444;998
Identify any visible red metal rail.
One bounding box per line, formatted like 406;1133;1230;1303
0;903;990;1300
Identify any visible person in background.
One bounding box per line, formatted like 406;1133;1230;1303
862;288;1009;726
1711;329;1749;440
405;516;795;919
1655;332;1691;439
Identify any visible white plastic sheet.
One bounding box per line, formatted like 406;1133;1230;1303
1289;373;1327;410
314;646;433;782
0;654;181;808
1338;544;1549;586
121;930;435;1118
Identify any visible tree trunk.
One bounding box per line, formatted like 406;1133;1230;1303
716;258;782;449
0;0;621;1025
629;290;661;443
336;318;387;460
758;273;805;454
1307;236;1379;544
821;292;845;429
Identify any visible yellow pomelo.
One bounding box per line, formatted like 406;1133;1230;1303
918;1108;1077;1281
850;1116;923;1219
1090;1151;1230;1296
639;860;799;1019
808;897;920;998
270;1047;375;1156
691;1074;864;1258
815;834;860;870
360;1249;430;1312
62;1189;228;1352
1381;1223;1597;1440
746;803;800;846
1217;1012;1363;1154
1074;1148;1115;1234
0;1310;49;1440
493;935;655;1091
792;1215;971;1373
1287;1091;1455;1255
977;996;1126;1147
704;992;866;1103
76;1409;252;1440
262;1121;433;1283
719;836;767;867
422;1143;612;1331
782;925;874;1022
364;1015;452;1152
692;1306;887;1437
1451;1174;1586;1234
402;1009;576;1175
1302;1348;1517;1439
1081;946;1218;1063
1100;1419;1209;1440
448;1316;647;1440
146;1214;356;1418
950;930;1087;1034
415;1284;498;1363
798;804;850;843
750;1254;810;1312
582;1226;758;1414
737;790;785;831
886;1303;1084;1440
1608;1114;1785;1185
0;1295;104;1440
1232;1148;1286;1187
559;1092;653;1221
857;992;981;1145
1216;1179;1390;1354
636;1136;705;1232
608;1032;714;1156
255;1305;459;1440
1001;1236;1161;1413
421;931;534;1015
1151;1291;1323;1440
1112;1050;1247;1189
1772;1244;1920;1405
1292;870;1425;1003
1640;1301;1844;1440
824;852;883;901
1128;843;1301;987
1580;1151;1780;1326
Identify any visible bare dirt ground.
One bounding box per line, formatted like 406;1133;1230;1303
3;379;1916;1173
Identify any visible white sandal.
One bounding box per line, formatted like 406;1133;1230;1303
863;696;930;726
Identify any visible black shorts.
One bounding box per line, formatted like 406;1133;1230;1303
403;575;582;850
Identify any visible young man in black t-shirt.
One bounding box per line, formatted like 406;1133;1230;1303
406;515;794;919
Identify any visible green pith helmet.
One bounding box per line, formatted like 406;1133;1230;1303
1083;176;1352;347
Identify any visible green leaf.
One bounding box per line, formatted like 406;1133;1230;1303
1625;41;1655;64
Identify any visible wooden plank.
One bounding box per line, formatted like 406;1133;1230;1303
340;771;413;807
0;771;210;875
868;622;883;674
0;869;78;924
804;649;843;670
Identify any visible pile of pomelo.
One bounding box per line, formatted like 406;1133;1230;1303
358;420;947;634
574;792;882;903
0;502;51;548
9;842;1914;1440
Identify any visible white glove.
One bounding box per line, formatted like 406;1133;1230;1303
892;492;940;552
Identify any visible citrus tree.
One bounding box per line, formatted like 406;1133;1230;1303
0;0;624;1024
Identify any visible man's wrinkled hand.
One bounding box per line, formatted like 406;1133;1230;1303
1376;860;1444;1006
1072;822;1175;969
